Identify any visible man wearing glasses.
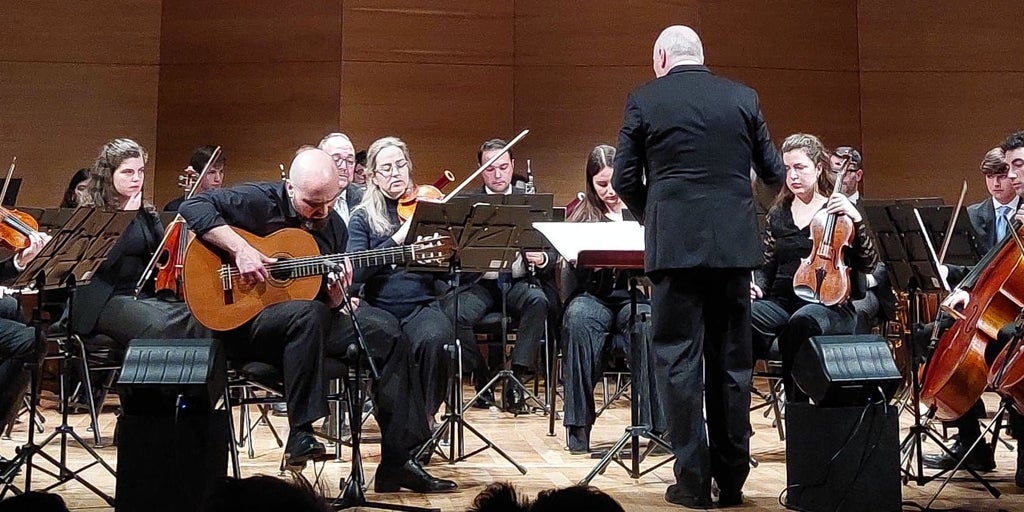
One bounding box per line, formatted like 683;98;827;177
318;132;364;226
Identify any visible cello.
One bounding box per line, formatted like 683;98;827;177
920;218;1024;421
135;147;222;299
792;156;854;306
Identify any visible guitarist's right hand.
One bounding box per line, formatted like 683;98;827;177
235;243;277;284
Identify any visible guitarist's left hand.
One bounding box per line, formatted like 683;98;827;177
327;256;354;309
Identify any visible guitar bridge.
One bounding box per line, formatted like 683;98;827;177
220;264;235;305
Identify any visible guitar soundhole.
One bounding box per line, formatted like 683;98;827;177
269;257;293;282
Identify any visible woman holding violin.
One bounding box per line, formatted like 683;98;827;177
70;138;209;351
347;136;453;418
750;133;878;401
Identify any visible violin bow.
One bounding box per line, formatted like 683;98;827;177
937;180;968;264
0;157;16;207
442;129;530;202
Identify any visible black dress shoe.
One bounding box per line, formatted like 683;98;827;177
502;383;528;415
284;430;327;467
665;483;711;510
470;388;496;409
374;459;458;493
922;439;995;471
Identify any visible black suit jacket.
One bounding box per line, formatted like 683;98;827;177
966;199;997;254
612;65;784;272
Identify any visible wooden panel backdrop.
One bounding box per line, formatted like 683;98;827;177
3;1;1023;209
858;0;1024;204
0;1;161;207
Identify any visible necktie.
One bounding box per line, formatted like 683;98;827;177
996;205;1011;241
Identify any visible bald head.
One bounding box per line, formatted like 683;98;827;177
287;149;340;225
653;25;703;77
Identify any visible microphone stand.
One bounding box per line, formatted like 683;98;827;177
328;263;437;512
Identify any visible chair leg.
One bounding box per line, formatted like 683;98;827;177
73;336;103;446
224;385;241;478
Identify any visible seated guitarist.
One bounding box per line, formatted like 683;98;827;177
179;148;456;493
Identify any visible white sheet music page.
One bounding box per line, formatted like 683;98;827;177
533;221;645;263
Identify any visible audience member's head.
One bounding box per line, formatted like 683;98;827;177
467;482;530;512
199;475;332;512
531;485;625;512
467;483;624;512
0;491;70;512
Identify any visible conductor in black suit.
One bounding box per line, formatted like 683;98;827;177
612;25;784;509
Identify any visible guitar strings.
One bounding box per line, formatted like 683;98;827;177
215;243;447;279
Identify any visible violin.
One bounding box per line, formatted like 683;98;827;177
792;157;854;306
397;183;444;222
0;157;42;252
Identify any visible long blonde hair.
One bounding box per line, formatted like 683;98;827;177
354;137;414;236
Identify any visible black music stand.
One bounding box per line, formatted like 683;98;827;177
406;198;533;474
567;249;674;484
460;193;556;414
861;199;999;497
0;208;135;504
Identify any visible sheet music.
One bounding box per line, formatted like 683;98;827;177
533;221;644;262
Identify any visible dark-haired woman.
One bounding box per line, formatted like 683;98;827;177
560;144;664;453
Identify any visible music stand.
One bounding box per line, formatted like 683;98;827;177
532;221;673;482
860;199;999;497
406;197;533;473
0;208;135;504
458;193;556;413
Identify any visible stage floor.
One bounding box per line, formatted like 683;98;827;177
2;381;1023;511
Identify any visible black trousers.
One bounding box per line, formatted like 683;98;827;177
448;278;548;374
751;297;858;400
560;292;664;432
649;268;752;501
0;317;36;429
325;303;438;466
220;300;331;429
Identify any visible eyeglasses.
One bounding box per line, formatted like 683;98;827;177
375;160;409;176
331;154;356;168
485;163;510;174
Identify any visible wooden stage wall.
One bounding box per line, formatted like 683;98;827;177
1;1;1022;208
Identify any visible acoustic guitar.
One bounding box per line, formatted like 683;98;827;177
182;227;452;331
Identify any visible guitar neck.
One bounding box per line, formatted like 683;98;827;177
263;245;418;278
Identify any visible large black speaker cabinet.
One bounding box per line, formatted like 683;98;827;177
793;334;902;406
116;338;225;416
115;411;229;512
786;402;901;512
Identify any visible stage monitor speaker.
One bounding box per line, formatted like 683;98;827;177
116;338;225;416
115;411;229;512
793;334;901;406
786;402;901;512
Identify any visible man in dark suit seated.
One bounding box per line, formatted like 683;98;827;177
613;25;784;509
318;132;364;227
448;139;556;414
